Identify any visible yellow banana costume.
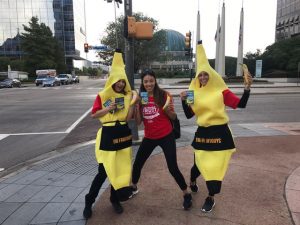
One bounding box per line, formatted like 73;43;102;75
189;43;236;190
95;50;133;196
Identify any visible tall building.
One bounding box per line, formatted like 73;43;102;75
275;0;300;41
0;0;87;71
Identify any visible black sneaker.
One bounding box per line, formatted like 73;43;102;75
183;193;192;210
131;185;139;196
112;202;124;214
83;205;92;219
201;197;215;213
190;183;199;193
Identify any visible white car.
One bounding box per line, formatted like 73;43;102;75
57;74;73;85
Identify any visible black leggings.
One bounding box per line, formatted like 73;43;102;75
132;132;188;191
85;163;119;205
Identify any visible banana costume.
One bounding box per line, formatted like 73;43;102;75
189;43;236;194
95;50;133;199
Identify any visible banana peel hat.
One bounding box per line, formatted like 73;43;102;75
101;49;132;97
189;42;227;92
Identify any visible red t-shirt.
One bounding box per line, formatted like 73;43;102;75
222;89;240;109
91;95;102;114
142;96;173;139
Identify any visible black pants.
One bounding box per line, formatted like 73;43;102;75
85;163;119;206
132;132;188;191
190;155;222;196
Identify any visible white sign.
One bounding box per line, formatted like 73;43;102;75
255;60;262;78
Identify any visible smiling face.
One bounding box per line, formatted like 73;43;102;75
142;74;156;94
197;71;209;87
113;79;126;93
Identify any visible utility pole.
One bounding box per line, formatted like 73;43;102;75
124;0;138;140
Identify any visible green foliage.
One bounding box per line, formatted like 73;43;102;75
74;67;103;77
244;49;262;75
0;57;10;71
262;37;300;73
99;13;165;72
0;57;25;72
20;17;66;75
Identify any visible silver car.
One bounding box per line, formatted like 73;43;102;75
0;78;21;88
42;77;61;87
57;74;73;85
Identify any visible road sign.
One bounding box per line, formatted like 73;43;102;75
89;45;111;51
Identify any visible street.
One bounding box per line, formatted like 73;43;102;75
0;80;300;174
0;79;106;172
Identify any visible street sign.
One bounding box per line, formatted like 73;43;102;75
89;45;111;51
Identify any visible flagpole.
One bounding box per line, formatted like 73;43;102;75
236;5;244;76
218;1;226;77
215;14;220;71
195;0;201;72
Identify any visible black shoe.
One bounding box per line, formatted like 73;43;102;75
201;197;215;213
131;185;139;196
112;202;124;214
83;205;92;219
190;183;199;193
183;193;192;210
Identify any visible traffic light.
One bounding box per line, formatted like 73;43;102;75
185;31;192;56
84;43;89;53
124;16;153;40
124;16;136;38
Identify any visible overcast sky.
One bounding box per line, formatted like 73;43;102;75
85;0;277;61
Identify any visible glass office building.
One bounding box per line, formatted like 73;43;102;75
276;0;300;41
0;0;87;71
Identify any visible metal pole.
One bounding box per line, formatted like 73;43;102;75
124;0;138;140
297;61;300;87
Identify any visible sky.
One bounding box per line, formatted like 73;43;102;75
85;0;277;61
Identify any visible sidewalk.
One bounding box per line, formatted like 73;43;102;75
0;122;300;225
0;83;300;225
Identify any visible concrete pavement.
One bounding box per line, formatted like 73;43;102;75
0;82;300;225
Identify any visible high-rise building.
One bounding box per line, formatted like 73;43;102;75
0;0;87;71
275;0;300;41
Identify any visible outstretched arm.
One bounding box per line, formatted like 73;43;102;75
237;89;250;108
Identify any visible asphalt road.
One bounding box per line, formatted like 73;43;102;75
0;79;106;172
0;79;300;176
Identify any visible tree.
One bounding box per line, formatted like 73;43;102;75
262;37;300;74
98;13;166;72
0;57;25;72
244;49;262;74
20;17;66;76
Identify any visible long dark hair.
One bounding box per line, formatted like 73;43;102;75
140;69;166;107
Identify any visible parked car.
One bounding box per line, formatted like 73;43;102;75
35;74;50;86
57;74;73;85
42;77;61;87
72;75;80;83
0;78;21;88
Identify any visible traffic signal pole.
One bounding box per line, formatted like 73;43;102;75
124;0;139;140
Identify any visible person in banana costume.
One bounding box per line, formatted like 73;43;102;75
131;69;193;210
83;49;138;219
180;41;252;213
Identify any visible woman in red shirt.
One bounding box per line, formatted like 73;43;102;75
131;69;192;210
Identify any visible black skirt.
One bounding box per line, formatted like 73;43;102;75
192;124;235;151
100;121;132;151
